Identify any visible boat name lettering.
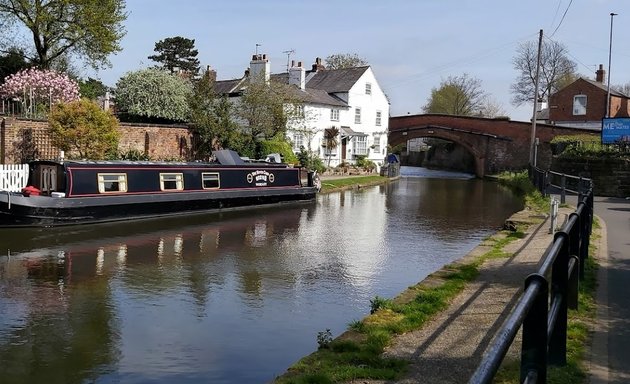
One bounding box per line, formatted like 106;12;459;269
246;170;275;186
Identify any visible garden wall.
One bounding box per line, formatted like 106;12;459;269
0;117;195;164
551;156;630;197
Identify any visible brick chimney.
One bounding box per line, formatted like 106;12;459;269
289;61;305;90
205;65;217;83
311;57;325;72
596;64;606;83
250;53;270;84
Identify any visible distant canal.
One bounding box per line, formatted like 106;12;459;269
0;167;522;383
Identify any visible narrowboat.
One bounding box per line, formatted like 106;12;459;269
0;150;320;228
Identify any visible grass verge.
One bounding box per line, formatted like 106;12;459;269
320;175;389;193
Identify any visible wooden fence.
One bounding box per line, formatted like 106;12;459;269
0;164;29;192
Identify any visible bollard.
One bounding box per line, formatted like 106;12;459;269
549;198;559;234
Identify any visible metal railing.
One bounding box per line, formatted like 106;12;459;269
469;167;593;384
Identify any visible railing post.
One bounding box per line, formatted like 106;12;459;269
567;255;580;309
549;231;569;366
521;274;549;384
560;174;566;204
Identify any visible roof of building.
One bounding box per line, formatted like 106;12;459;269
306;66;370;93
215;65;370;107
578;77;628;98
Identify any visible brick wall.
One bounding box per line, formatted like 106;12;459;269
548;78;630;122
0;117;196;164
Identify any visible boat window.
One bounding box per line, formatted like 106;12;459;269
160;173;184;191
202;173;220;189
98;173;128;193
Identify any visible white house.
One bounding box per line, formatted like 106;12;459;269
214;54;390;169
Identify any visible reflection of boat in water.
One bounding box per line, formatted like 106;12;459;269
0;150;319;228
0;202;315;257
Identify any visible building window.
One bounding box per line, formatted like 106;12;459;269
354;136;367;155
354;107;361;124
375;111;382;126
293;133;304;150
365;83;372;95
330;108;339;121
98;173;127;193
160;173;184;191
573;95;587;115
202;173;220;189
373;134;381;153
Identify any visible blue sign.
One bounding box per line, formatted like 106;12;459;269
602;118;630;144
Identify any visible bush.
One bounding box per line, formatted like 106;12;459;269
259;140;298;164
48;99;120;159
115;68;192;123
297;147;325;173
356;155;376;171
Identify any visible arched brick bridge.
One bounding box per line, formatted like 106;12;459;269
389;114;600;177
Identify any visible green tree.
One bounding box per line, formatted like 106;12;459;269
0;0;127;69
78;77;109;100
511;39;577;106
148;36;200;74
325;53;368;69
423;74;488;116
236;74;304;158
48;99;120;159
0;47;30;83
322;127;339;167
188;70;240;158
115;68;192;123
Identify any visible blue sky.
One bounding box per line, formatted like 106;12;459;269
93;0;630;122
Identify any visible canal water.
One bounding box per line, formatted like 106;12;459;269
0;168;523;383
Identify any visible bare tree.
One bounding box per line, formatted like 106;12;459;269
511;39;577;106
422;74;488;116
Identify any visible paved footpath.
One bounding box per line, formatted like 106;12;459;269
588;196;630;384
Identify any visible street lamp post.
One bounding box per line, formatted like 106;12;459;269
606;12;617;118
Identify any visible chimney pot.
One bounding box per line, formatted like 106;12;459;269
596;64;606;83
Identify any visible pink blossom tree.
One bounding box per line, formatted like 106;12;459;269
0;68;80;117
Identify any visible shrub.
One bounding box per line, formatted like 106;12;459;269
115;68;192;122
259;139;298;164
48;99;120;159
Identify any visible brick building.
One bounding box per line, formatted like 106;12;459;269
545;64;630;129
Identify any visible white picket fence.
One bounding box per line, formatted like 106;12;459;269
0;164;29;192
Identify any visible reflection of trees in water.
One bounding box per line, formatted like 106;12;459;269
0;257;119;384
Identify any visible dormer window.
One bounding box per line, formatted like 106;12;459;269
573;95;587;115
365;83;372;95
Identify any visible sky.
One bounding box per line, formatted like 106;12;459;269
89;0;630;122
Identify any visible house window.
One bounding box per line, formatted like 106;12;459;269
354;136;367;155
293;133;304;150
354;107;362;124
573;95;587;115
376;111;382;126
202;173;220;189
365;83;372;95
330;108;339;121
98;173;127;193
160;173;184;191
373;134;381;153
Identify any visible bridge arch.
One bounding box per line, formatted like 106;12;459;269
389;125;501;177
388;114;600;177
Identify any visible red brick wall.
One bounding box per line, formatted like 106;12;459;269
1;117;195;164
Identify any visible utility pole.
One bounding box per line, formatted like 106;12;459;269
606;12;617;118
529;29;543;167
283;49;295;72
